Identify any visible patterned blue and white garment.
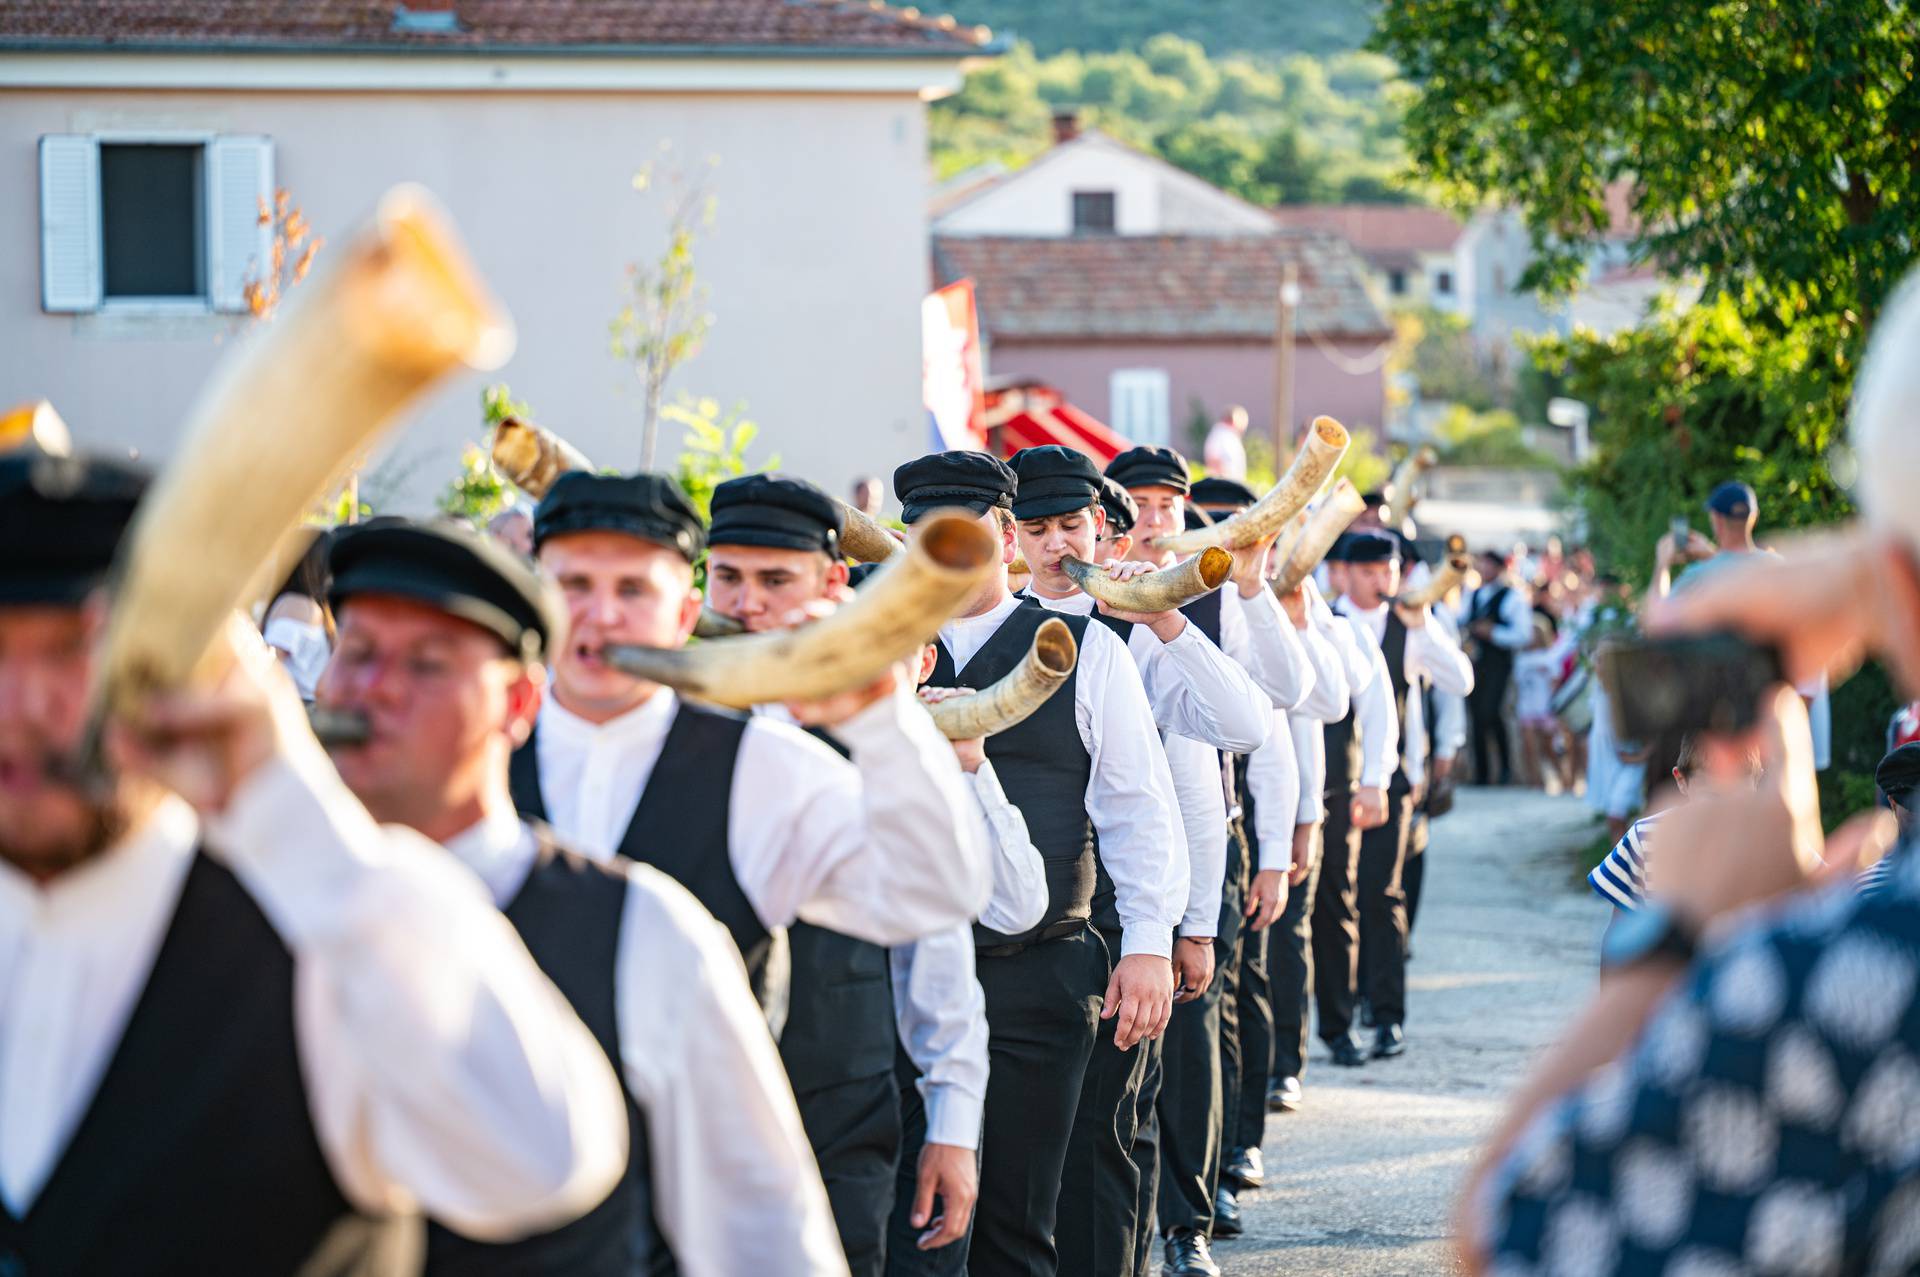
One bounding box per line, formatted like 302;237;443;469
1482;841;1920;1272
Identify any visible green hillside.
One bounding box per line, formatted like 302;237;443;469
944;0;1380;58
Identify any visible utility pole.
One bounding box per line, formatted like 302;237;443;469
1272;262;1301;466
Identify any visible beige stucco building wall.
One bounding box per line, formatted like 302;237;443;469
0;75;943;510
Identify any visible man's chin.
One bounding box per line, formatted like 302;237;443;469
0;798;127;879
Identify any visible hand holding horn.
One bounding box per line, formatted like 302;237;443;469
921;617;1077;740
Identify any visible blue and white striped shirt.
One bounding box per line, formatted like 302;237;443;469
1587;812;1661;911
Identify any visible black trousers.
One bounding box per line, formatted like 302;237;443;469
1271;824;1323;1081
1056;926;1147;1277
1404;809;1430;945
968;928;1107;1277
1356;791;1417;1029
1468;655;1513;784
1231;918;1273;1153
795;1069;904;1277
887;1054;976;1276
1311;795;1363;1045
1128;1036;1163;1277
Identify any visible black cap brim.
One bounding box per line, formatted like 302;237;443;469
330;562;532;657
903;496;994;524
1011;493;1098;520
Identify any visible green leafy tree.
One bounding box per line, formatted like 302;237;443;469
1374;0;1920;326
611;162;717;471
1157;119;1271;204
665;396;775;522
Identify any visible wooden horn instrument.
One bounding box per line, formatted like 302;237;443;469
1151;415;1350;554
1062;547;1233;613
1270;479;1367;595
925;616;1077;739
91;185;511;726
604;510;995;710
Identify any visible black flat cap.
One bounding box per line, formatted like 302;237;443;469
1338;530;1402;564
329;518;563;662
0;452;149;605
1878;743;1920;811
1191;476;1259;511
1105;446;1191;495
708;473;843;556
533;471;704;562
893;451;1016;525
1098;476;1138;535
1010;446;1102;520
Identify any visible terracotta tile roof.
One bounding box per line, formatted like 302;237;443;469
0;0;991;53
1267;203;1464;272
933;231;1391;343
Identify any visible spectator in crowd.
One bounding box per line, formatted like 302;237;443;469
1511;616;1567;792
1203;405;1250;481
849;474;885;519
1458;264;1920;1274
1464;550;1533;785
486;504;534;558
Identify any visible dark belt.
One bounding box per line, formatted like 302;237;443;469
976;917;1088;959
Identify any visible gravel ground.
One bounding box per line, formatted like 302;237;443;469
1215;786;1608;1277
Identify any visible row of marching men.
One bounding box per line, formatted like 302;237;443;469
0;431;1468;1277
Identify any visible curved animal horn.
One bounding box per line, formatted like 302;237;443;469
1270;480;1366;594
837;499;907;563
1392;555;1472;609
94;185;510;720
604;511;995;709
491;415;591;500
1151;416;1350;554
925;617;1076;740
1062;547;1233;613
694;605;746;639
1379;446;1438;525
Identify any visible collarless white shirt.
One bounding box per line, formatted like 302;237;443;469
443;811;849;1277
1337;598;1474;785
1328;601;1401;790
0;750;626;1240
1246;708;1302;870
534;682;990;946
937;592;1186;959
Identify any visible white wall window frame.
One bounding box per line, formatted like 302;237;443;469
1109;368;1171;446
39;129;273;317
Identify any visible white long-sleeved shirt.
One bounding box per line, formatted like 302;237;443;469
0;750;626;1237
1025;588;1260;937
939;593;1186;959
1290;580;1352;724
1331;604;1402;791
533;681;990;946
1337;599;1473;787
1223;584;1316;711
1290;713;1326;825
1245;707;1302;870
447;809;848;1276
889;760;1046;1152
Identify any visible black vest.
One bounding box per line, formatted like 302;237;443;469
0;854;414;1277
509;702;771;984
1380;610;1413;795
1324;607;1413;800
1470;584;1516;677
779;729;898;1095
426;832;672;1276
931;600;1097;947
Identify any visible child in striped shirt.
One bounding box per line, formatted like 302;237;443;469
1586;736;1702;914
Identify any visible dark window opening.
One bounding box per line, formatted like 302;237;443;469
101;143;204;298
1072;190;1116;234
1434;270;1454;296
1387;269;1408;295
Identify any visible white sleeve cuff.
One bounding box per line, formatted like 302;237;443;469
1119;922;1175;959
922;1085;983;1151
1238;587;1283;628
832;677;920;753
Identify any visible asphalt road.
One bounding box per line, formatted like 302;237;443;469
1216;786;1607;1277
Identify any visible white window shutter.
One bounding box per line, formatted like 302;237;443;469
206;135;274;313
1109;369;1170;445
39;135;101;313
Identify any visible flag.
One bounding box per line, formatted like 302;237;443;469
923;280;986;452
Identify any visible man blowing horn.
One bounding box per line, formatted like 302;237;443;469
0;455;627;1276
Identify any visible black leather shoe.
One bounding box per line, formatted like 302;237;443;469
1268;1075;1302;1112
1224;1145;1265;1189
1163;1229;1222;1276
1329;1036;1368;1068
1213;1186;1244;1238
1373;1023;1407;1058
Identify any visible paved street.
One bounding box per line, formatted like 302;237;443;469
1220;787;1607;1276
